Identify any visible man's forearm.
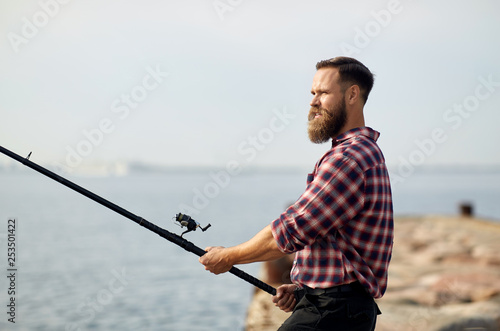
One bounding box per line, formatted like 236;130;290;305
228;224;287;265
200;224;288;274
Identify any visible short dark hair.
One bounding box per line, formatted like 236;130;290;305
316;57;374;103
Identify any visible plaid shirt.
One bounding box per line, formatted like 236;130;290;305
271;127;393;298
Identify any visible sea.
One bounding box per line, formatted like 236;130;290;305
0;165;499;331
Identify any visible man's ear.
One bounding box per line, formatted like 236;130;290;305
345;85;361;105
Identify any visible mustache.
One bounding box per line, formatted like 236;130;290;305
308;106;327;121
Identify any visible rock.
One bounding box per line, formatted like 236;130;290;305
435;297;500;331
376;298;500;331
429;272;500;305
472;244;500;266
376;215;500;331
245;289;290;331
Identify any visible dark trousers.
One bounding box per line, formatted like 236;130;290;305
278;282;380;331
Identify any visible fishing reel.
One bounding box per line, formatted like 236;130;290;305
174;213;211;237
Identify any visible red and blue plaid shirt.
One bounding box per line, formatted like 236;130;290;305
271;127;393;298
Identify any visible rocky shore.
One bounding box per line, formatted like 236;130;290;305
245;215;500;331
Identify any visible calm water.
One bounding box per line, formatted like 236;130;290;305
0;166;498;331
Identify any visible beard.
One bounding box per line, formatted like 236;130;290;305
307;98;347;144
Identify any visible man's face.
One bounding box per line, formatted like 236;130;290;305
308;68;347;144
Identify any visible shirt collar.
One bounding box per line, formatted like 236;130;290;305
332;127;380;147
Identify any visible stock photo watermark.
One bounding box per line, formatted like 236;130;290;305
391;74;500;184
5;219;18;324
63;64;169;170
407;278;472;330
213;0;243;21
65;267;133;331
7;0;73;53
339;0;404;56
178;106;296;215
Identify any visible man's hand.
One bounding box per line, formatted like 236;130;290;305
272;284;298;312
199;225;286;277
199;246;233;274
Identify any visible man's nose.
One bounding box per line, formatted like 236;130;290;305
310;95;320;107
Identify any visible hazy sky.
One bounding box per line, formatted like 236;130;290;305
1;0;499;173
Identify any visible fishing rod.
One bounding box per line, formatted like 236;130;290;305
0;145;276;296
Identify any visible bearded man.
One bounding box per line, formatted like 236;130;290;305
200;57;394;331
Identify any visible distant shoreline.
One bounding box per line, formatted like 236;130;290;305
1;161;500;176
